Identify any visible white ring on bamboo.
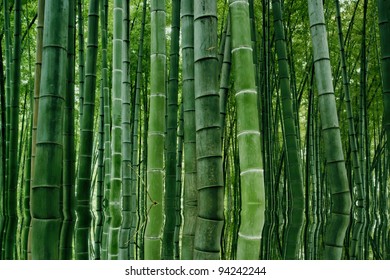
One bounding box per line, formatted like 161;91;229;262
237;130;261;137
235;89;257;97
229;0;249;7
240;168;263;176
232;46;253;54
238;232;262;240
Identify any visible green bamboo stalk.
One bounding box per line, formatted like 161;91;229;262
377;0;390;202
75;0;100;260
193;0;224;260
174;104;184;260
219;17;231;138
129;0;147;260
60;0;76;260
229;0;265;260
138;73;149;260
100;0;110;260
119;0;131;260
94;82;104;260
334;0;364;260
30;0;69;260
308;0;351;260
94;0;108;261
376;0;390;260
22;111;32;260
28;0;45;260
108;0;123;260
272;0;304;260
20;11;35;259
144;0;166;260
4;0;22;259
78;0;85;127
0;39;5;260
180;0;197;260
3;4;12;244
162;0;180;260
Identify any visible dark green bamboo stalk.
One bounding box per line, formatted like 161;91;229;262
308;0;351;260
163;0;180;260
94;0;107;260
230;0;265;260
180;0;197;260
119;0;131;260
334;0;364;260
28;0;45;260
77;0;85;126
31;0;69;260
5;0;21;259
193;0;224;260
20;6;34;260
0;39;5;260
144;0;166;260
377;0;390;199
129;0;147;261
272;0;304;260
100;0;110;260
219;17;231;138
108;0;123;260
3;5;12;244
75;0;99;260
174;103;184;260
60;0;76;260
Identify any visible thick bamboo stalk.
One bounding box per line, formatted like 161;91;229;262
193;0;224;260
31;0;69;260
308;0;351;259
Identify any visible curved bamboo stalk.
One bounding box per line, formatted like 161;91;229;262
272;0;304;260
334;0;364;260
308;0;351;260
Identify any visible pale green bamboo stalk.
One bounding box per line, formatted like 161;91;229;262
229;0;265;260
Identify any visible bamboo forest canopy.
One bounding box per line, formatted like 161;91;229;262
0;0;389;260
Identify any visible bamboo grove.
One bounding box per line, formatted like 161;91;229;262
0;0;389;260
